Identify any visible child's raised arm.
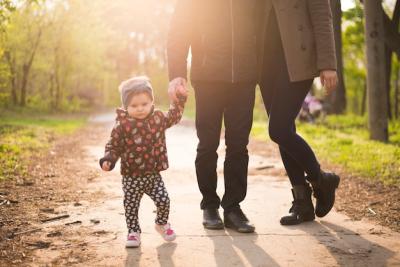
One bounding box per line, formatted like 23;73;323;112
163;92;187;129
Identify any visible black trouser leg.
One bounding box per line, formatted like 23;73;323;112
260;82;314;186
279;129;308;186
194;82;255;211
222;83;255;213
194;82;224;210
260;8;320;185
267;78;321;183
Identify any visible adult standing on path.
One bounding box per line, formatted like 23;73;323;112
167;0;259;233
257;0;340;225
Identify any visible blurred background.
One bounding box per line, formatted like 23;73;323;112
0;0;399;185
0;0;398;117
0;0;177;111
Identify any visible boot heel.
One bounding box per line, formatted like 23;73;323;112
334;175;340;188
281;184;315;225
302;213;315;222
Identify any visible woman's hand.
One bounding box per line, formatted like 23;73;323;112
320;70;338;95
101;161;112;171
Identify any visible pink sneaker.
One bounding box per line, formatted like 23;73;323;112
155;223;176;242
126;232;141;248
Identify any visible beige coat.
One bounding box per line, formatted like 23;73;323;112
257;0;337;82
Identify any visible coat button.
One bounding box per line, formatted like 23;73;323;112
301;44;307;51
298;24;303;31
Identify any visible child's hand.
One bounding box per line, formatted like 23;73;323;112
101;161;112;171
176;83;188;97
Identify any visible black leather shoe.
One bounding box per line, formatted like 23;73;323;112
224;209;255;233
280;184;315;225
202;209;224;230
312;171;340;218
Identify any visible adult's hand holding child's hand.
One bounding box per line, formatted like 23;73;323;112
102;161;112;171
168;77;187;102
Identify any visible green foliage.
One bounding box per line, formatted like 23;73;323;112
0;0;16;28
251;115;400;186
0;111;86;180
342;3;367;114
390;119;400;144
341;1;400;117
0;0;176;112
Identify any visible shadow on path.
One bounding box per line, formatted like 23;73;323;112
210;230;280;267
156;242;177;267
124;247;142;267
286;220;395;266
124;242;177;267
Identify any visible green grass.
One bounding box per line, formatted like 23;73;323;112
0;110;86;180
251;114;400;186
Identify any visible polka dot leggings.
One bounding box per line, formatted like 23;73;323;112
122;173;170;233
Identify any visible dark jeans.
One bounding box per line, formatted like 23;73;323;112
260;8;321;186
193;81;255;213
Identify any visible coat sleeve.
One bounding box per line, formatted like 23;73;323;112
99;121;124;170
167;0;194;81
163;95;187;129
307;0;337;71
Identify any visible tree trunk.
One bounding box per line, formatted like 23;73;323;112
395;64;400;119
392;0;400;119
328;0;346;114
378;0;400;58
10;80;17;105
4;51;18;105
385;47;392;119
361;79;367;116
49;73;55;110
20;64;29;106
383;0;399;120
54;75;61;110
364;0;389;142
19;27;42;107
53;45;62;110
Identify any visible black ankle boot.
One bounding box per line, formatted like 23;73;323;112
312;170;340;218
280;184;315;225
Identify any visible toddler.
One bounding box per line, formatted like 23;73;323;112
100;76;186;248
